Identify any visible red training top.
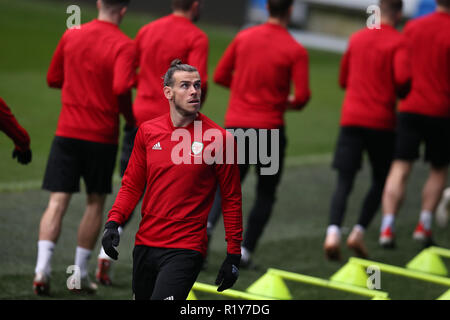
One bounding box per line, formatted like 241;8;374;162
134;14;209;125
108;112;243;256
398;12;450;118
0;98;30;151
214;22;311;129
47;19;136;144
339;24;410;130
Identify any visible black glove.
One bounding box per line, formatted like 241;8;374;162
12;148;32;165
215;254;241;292
102;221;120;260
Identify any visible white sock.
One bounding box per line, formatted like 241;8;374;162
98;226;123;260
381;214;395;232
327;225;341;237
75;247;92;279
353;224;365;234
35;240;55;276
419;211;433;230
241;246;251;263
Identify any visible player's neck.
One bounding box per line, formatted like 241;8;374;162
380;17;396;27
97;12;121;26
170;109;198;128
267;16;288;28
173;10;194;22
437;5;450;14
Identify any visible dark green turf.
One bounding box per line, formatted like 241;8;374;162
1;162;449;300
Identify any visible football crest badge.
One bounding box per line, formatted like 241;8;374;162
191;141;204;156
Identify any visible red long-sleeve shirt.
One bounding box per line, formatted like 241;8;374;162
133;14;209;125
108;112;242;256
399;12;450;118
0;98;30;151
214;22;311;129
339;24;410;130
47;19;136;144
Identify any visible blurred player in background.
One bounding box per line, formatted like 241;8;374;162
323;0;410;260
379;0;450;248
436;187;450;227
101;60;242;300
96;0;209;286
206;0;311;268
33;0;136;295
0;97;32;165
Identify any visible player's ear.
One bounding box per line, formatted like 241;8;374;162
120;6;127;18
192;1;200;12
96;0;101;11
164;86;174;100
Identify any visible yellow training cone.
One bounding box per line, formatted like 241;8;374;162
330;261;368;288
371;296;390;300
406;249;448;277
437;289;450;300
246;271;292;300
187;290;197;300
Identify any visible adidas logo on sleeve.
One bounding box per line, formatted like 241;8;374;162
152;142;162;150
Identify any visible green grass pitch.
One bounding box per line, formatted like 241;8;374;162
0;0;449;300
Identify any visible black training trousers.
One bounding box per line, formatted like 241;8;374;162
207;127;287;253
328;126;395;229
132;246;203;300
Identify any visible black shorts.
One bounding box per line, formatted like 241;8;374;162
332;126;395;175
394;112;450;168
42;136;118;194
132;245;203;300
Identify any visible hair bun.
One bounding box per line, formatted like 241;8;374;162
170;59;183;67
